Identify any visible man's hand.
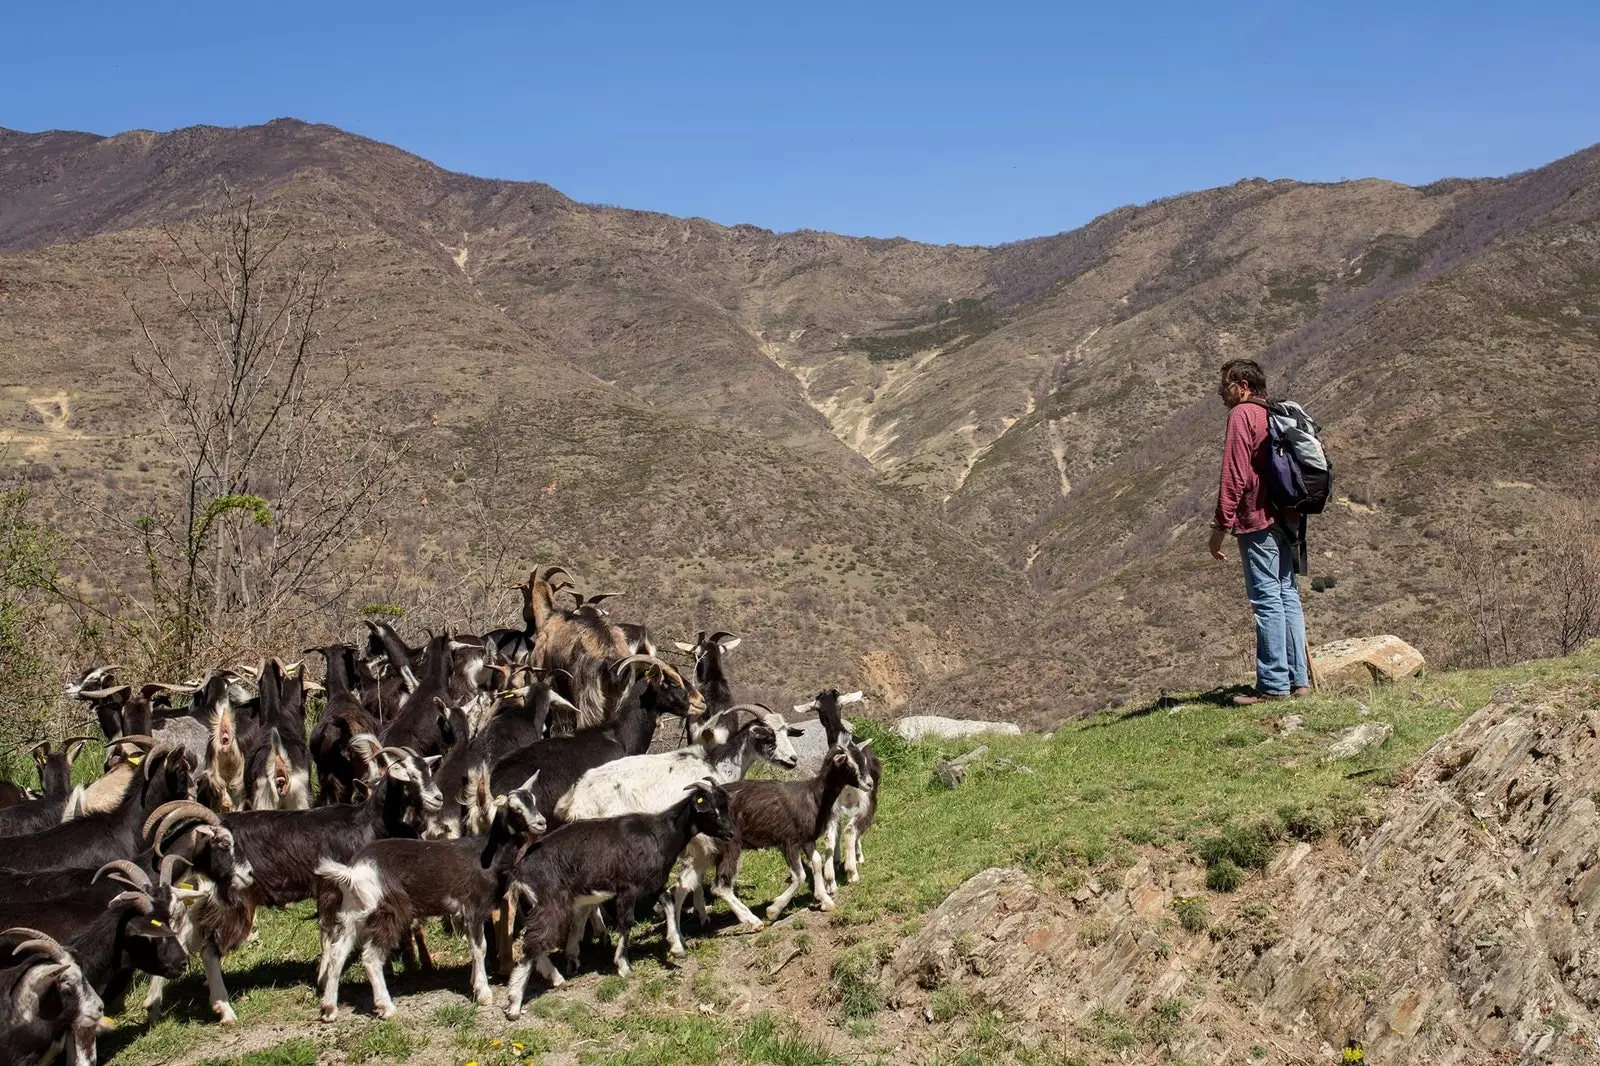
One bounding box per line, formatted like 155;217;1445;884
1208;527;1227;562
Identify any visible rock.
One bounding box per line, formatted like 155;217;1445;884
896;716;1021;742
1309;635;1425;688
785;717;829;775
1278;714;1304;734
1323;721;1393;760
934;745;990;789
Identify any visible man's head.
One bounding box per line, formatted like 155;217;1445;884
1217;359;1266;408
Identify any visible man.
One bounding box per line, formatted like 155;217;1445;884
1208;359;1309;704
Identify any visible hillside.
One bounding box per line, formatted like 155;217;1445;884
3;120;1599;718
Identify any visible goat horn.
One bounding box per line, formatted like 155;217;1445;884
108;890;156;915
65;737;93;763
75;685;130;701
94;859;153;889
792;699;819;714
612;653;671;679
29;740;51;762
159;853;193;886
1;929;72;965
112;734;156;750
143;799;221;841
540;566;570;585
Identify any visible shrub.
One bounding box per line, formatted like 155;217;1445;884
1205;858;1244;892
1173;896;1208;934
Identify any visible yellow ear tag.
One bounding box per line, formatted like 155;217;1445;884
179;882;196;891
128;756;143;766
150;919;164;928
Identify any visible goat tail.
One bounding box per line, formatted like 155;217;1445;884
315;858;383;914
464;764;494;836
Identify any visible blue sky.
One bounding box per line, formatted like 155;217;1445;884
5;1;1598;245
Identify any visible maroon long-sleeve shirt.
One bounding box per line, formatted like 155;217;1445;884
1212;401;1277;535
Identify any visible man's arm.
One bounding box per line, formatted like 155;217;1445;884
1210;406;1253;558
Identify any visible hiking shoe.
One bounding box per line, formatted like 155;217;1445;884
1232;690;1290;706
1291;686;1311;698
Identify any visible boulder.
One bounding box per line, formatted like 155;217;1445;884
896;715;1021;742
1310;634;1425;688
1323;720;1393;761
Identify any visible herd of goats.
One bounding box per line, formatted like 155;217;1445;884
0;566;881;1065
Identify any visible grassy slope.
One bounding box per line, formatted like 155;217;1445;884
101;647;1600;1066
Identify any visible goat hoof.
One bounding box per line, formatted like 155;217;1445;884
475;991;493;1007
216;1006;238;1027
376;1004;397;1020
505;1007;523;1021
668;944;688;959
319;1007;338;1023
818;898;836;912
740;919;764;932
846;871;860;884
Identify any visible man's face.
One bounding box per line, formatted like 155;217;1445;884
1217;374;1247;408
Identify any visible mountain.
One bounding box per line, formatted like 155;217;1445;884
3;119;1597;722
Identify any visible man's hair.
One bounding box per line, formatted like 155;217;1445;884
1220;359;1267;395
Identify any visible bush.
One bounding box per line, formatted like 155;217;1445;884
1173;896;1208;934
1205;858;1244;892
827;944;885;1018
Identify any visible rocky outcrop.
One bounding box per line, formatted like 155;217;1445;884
1232;682;1600;1063
1323;721;1394;760
883;680;1600;1064
1311;635;1426;687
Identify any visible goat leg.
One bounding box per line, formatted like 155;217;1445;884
202;943;238;1026
822;816;843;894
467;922;493;1006
611;890;639;977
319;923;361;1022
808;846;836;911
842;820;862;883
765;846;808;923
362;941;398;1019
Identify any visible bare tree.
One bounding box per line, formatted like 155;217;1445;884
126;187;402;672
1546;500;1600;656
1445;519;1533;669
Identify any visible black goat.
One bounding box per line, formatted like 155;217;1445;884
806;689;880;890
140;748;440;1025
314;773;546;1020
503;781;735;1017
436;676;575;837
0;928;103;1066
667;740;871;955
672;630;740;743
477;655;703;825
0;748;196;877
0;739;93;837
243;659;312;810
308;643;383;805
0;859;190;1012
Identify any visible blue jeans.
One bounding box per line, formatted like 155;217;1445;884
1238;525;1309;694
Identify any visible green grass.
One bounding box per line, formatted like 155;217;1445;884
730;650;1599;923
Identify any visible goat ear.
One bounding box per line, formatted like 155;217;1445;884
792;700;817;714
857;738;873;749
518;771;540;791
841;718;856;734
787;726;806;737
839;691;866;705
423;755;443;772
672;642;695;654
718;637;741;651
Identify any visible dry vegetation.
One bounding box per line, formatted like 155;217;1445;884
2;120;1599;734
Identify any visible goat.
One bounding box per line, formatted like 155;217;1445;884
0;858;191;1012
0;928;103;1066
671;630;740;743
528;566;634;731
554;704;803;822
380;633;491;758
314;774;545;1020
797;689;880;890
308;643;383;805
0;748;196;877
503;780;735;1016
243;660;312;811
193;671;264;812
70;667;208;769
139;747;439;1024
0;739;93;837
0;779;28;809
665;740;872;956
476;655;704;825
